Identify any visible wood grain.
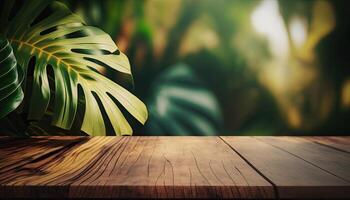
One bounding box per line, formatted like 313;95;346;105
305;136;350;153
0;136;86;175
221;136;350;199
1;136;349;199
0;136;274;199
256;137;350;182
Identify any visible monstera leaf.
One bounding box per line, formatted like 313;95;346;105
0;38;24;119
0;0;147;136
144;64;223;135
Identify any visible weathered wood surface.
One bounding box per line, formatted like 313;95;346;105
0;136;349;199
221;136;350;199
305;136;350;153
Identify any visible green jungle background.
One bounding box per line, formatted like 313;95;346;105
57;0;350;135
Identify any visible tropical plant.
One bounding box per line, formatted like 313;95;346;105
0;38;24;119
0;0;147;136
144;64;222;135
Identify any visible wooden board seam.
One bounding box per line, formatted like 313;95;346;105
254;137;350;184
219;136;279;199
304;137;350;154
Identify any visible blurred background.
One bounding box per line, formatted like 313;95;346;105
63;0;350;136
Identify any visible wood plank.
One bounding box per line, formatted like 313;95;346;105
256;137;350;182
0;136;274;199
0;137;120;198
221;136;350;199
0;136;87;175
305;136;350;153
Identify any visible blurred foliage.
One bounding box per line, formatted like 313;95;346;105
63;0;350;135
145;64;223;135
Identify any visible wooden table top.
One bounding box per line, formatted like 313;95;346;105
0;136;349;199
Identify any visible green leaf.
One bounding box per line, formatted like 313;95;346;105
145;64;223;135
0;1;148;136
0;37;24;119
